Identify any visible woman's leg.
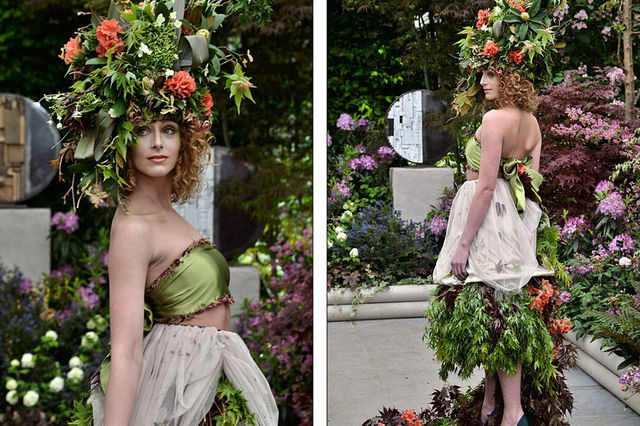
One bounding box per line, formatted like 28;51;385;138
481;370;497;423
497;366;525;426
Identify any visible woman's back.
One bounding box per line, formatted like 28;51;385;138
475;107;541;164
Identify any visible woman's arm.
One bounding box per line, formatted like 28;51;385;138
103;216;151;426
450;110;504;280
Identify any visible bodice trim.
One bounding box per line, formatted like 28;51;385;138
153;295;236;325
146;238;211;293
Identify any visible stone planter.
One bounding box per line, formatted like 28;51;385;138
327;284;437;321
565;330;640;415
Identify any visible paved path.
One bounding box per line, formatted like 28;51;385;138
328;318;640;426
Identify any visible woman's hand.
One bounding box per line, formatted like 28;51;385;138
451;244;470;281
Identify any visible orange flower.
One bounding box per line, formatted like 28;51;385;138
202;93;214;116
96;19;124;58
483;41;500;58
517;163;527;175
165;71;197;99
509;0;527;12
476;9;491;29
508;50;526;65
61;36;84;65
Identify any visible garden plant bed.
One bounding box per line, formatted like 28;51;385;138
565;330;640;415
327;284;437;321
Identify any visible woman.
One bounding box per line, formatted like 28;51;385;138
425;2;565;426
47;1;278;425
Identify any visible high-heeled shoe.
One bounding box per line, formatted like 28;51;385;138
516;413;529;426
483;408;500;426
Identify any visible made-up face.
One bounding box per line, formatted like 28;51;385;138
480;70;501;101
131;121;181;179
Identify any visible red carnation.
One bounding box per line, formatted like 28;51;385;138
61;36;84;65
508;49;526;65
165;71;197;99
202;93;214;116
96;19;124;58
483;41;500;58
476;9;490;29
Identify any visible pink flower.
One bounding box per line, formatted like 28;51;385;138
95;19;124;58
483;41;500;58
202;93;213;116
165;71;197;98
61;36;84;65
476;9;490;28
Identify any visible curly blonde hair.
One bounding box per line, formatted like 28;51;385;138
123;122;212;204
491;72;539;112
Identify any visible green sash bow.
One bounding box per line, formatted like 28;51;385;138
501;157;542;215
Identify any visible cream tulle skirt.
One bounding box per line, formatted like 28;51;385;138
91;324;278;426
432;179;551;294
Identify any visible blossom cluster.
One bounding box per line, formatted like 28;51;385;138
51;211;80;234
620;365;640;395
529;280;554;311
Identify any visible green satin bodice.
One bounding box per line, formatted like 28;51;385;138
465;137;543;214
145;239;232;324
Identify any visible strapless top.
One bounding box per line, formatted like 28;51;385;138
465;137;543;214
144;238;233;325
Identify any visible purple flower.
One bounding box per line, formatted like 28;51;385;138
595;180;614;194
377;146;396;163
608;234;636;254
347;157;361;170
327;134;332;147
355;118;371;129
100;251;109;266
359;155;378;170
51;211;79;234
336;113;355;131
19;278;33;294
355;144;366;154
598;191;625;219
429;214;448;236
77;285;100;309
332;179;351;198
562;216;587;236
559;291;571;303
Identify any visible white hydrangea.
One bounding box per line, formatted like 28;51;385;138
67;367;85;383
10;359;19;368
49;377;65;393
23;390;39;407
69;356;83;369
21;353;35;368
45;330;58;341
340;211;353;220
349;248;359;258
81;331;99;348
5;379;17;391
5;390;18;405
336;232;347;242
335;226;344;234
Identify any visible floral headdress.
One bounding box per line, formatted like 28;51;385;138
453;0;566;115
46;0;259;206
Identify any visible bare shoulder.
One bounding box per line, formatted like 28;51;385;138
110;209;152;250
482;108;517;124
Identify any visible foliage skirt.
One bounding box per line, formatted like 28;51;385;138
424;282;557;392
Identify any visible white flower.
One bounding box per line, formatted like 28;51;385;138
335;226;344;234
349;248;359;258
170;11;177;20
47;119;53;126
86;319;96;329
33;101;41;108
23;390;39;407
165;69;175;77
619;257;632;267
174;19;182;28
45;330;58;341
108;108;118;118
155;13;166;27
10;359;19;368
72;110;82;118
68;356;83;369
340;211;353;221
5;390;18;406
328;240;333;248
56;122;63;130
21;353;35;368
203;63;209;76
81;331;99;348
336;232;347;242
5;379;17;391
137;42;153;57
49;377;65;393
67;367;85;383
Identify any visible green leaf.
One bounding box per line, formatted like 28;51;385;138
528;0;541;17
86;57;108;66
517;23;529;40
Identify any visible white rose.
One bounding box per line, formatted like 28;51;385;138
49;377;65;393
23;390;39;407
68;356;83;369
349;248;359;258
10;359;19;368
21;353;35;368
5;379;17;391
5;390;18;405
335;226;344;234
619;256;632;267
336;232;347;242
340;211;353;220
45;330;58;341
67;367;85;382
